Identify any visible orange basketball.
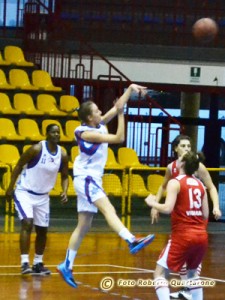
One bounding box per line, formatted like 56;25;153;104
192;18;218;43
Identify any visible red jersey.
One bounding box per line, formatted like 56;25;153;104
171;160;180;178
171;174;206;233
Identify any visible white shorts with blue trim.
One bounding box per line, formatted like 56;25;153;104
14;189;50;227
74;175;106;213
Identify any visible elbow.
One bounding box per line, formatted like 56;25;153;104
164;209;172;214
163;206;172;214
116;135;125;143
119;136;125;143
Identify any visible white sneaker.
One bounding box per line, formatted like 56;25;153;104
170;288;192;300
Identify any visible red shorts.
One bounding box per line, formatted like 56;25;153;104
157;231;208;272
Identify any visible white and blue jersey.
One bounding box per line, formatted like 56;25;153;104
73;122;108;212
73;122;108;178
16;140;62;195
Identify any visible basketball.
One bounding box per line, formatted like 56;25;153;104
192;18;218;43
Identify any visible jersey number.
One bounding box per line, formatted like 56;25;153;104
188;188;202;209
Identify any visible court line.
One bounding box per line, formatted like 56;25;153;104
0;263;224;284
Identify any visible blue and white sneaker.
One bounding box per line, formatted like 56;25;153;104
129;234;155;254
56;263;77;288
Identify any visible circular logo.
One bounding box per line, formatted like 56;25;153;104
100;277;114;291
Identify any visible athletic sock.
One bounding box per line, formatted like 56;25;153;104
118;228;136;243
33;254;43;265
154;277;170;300
21;254;29;265
65;249;77;270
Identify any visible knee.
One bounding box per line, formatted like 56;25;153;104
35;225;48;237
21;218;33;233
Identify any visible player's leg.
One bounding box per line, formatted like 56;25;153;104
187;269;203;300
154;263;170;300
14;190;34;275
94;196;155;254
57;211;94;288
32;196;51;275
57;175;99;287
170;263;192;299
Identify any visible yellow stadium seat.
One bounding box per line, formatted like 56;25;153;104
68;175;76;196
49;173;62;196
147;174;165;196
37;94;66;116
60;146;73;169
23;145;32;152
0;144;20;166
0;93;20;114
65;120;81;141
0;69;15;89
0;118;24;141
59;95;80;116
42;119;70;142
4;45;34;67
105;147;123;169
14;93;44;115
9;69;38;90
118;147;149;169
32;70;62;91
103;173;123;196
126;174;149;197
50;173;76;196
0;172;10;195
0;51;10;65
71;146;79;162
18;119;45;141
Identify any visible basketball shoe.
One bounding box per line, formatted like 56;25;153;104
21;262;32;275
129;234;155;254
57;262;77;288
32;263;51;275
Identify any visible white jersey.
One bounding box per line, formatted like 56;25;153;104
73;122;108;178
16;140;62;194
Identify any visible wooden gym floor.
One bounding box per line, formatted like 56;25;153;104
0;225;225;300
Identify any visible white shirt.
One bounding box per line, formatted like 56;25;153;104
16;140;62;194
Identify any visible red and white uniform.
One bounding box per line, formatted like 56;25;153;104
157;174;208;272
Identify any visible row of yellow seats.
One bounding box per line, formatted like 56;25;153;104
0;118;81;142
0;144;76;169
0;68;62;91
0;45;34;67
103;172;164;197
0;144;164;197
0;92;80;117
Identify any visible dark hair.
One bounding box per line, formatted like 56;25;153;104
181;151;200;175
77;100;94;123
172;134;191;152
46;123;59;134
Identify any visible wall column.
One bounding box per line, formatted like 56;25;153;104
180;92;200;151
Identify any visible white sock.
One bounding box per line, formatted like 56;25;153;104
21;254;29;264
154;277;170;300
33;254;43;265
118;228;136;243
65;249;77;270
190;287;203;300
189;277;203;300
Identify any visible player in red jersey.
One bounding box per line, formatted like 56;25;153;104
145;151;209;300
151;134;221;300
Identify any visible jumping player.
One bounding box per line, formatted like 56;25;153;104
57;83;155;288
